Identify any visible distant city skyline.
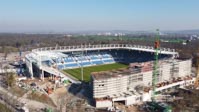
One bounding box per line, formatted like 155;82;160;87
0;0;199;33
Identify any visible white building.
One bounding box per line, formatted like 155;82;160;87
91;59;194;108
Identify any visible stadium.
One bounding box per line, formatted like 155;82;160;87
25;44;177;82
25;44;194;108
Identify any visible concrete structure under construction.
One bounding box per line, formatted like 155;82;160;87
91;59;194;108
25;44;178;83
24;44;193;108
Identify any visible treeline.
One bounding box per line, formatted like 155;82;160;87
0;33;190;49
0;33;198;64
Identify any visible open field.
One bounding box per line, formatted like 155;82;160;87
63;63;128;82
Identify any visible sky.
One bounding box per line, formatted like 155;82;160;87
0;0;199;33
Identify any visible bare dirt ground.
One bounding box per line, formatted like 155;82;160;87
114;102;143;112
49;86;68;105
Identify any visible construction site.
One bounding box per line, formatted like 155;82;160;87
1;30;199;112
20;30;199;112
89;30;198;112
91;58;194;107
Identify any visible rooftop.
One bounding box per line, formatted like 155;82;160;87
91;62;153;80
91;59;189;80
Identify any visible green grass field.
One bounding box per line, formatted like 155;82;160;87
63;63;128;82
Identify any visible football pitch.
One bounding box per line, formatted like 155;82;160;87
63;63;128;82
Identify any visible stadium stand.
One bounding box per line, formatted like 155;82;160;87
45;49;170;70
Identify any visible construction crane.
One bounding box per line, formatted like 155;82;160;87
149;29;172;112
152;29;160;102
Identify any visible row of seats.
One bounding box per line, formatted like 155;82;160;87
55;53;115;70
52;50;170;70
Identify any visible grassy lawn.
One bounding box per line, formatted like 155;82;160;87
63;63;128;82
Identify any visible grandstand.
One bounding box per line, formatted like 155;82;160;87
36;49;170;70
25;44;178;83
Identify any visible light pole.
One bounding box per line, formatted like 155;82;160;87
81;47;84;81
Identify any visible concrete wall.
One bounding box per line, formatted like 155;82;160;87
93;76;128;98
96;100;112;108
178;59;192;77
92;59;192;99
128;73;144;90
142;92;151;102
160;62;172;81
125;95;141;105
25;57;33;78
112;95;141;106
142;71;153;86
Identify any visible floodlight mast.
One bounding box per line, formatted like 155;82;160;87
81;46;84;81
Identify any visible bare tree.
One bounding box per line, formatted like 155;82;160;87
4;66;16;88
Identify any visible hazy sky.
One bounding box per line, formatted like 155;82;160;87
0;0;199;32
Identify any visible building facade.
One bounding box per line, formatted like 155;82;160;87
91;59;194;108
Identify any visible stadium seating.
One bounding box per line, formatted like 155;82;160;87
92;60;104;65
52;49;170;70
103;59;114;63
57;65;64;70
79;61;92;66
64;63;79;68
90;55;100;60
64;57;75;63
